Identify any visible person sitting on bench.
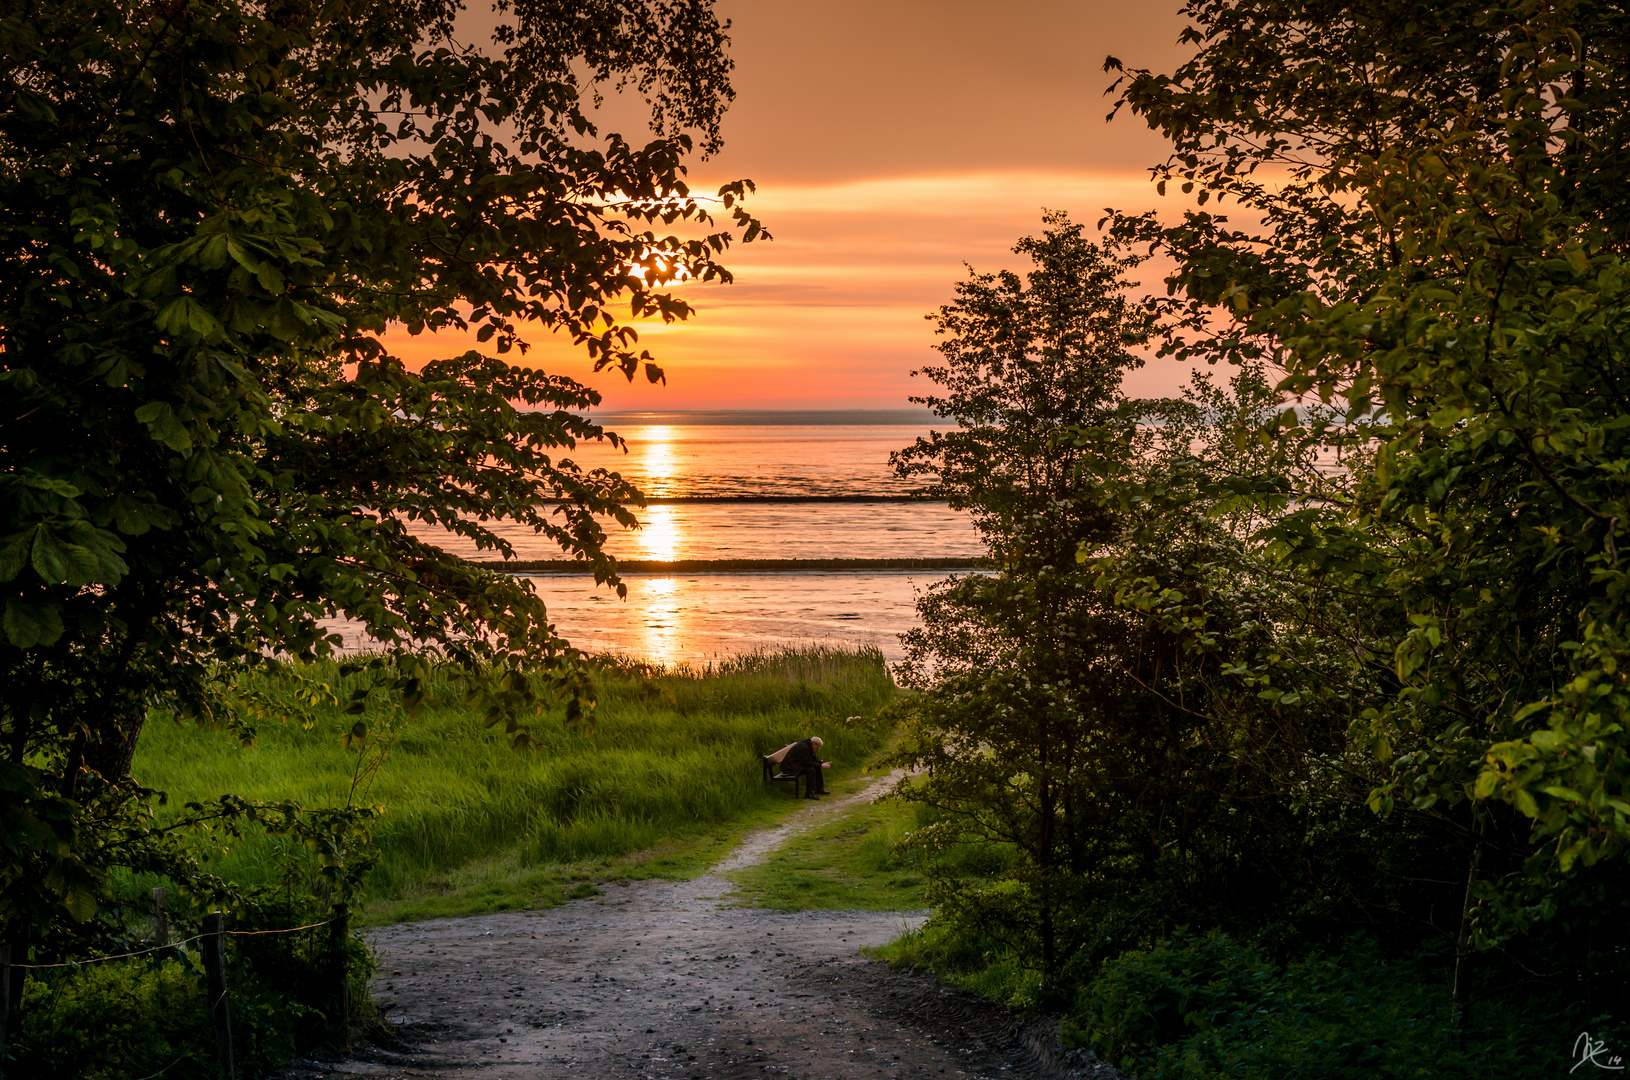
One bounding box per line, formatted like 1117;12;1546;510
779;736;830;798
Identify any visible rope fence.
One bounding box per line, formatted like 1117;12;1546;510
0;890;352;1080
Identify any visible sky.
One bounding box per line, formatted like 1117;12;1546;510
383;1;1197;410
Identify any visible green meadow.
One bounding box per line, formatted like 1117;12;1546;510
130;646;897;924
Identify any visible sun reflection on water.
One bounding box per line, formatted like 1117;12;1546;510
636;576;685;668
640;425;676;496
637;504;681;561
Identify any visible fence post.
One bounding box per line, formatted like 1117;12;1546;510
329;902;350;1043
0;942;10;1080
201;912;234;1080
151;887;169;947
3;928;22;1069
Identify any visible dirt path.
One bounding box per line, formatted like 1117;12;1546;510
285;777;1120;1080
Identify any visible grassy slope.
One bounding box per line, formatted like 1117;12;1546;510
131;647;895;925
724;782;932;912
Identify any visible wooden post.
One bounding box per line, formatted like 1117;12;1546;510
201;913;234;1079
0;942;11;1080
4;928;23;1040
330;902;350;1042
151;887;169;947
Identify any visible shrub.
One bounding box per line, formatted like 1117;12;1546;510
1065;933;1601;1079
1066;931;1275;1067
10;926;342;1080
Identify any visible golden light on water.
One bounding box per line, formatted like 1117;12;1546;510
636;576;685;668
637;503;681;561
639;425;678;498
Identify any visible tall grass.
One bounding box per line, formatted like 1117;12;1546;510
131;645;896;917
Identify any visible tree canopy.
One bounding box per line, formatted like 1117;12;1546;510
0;0;760;934
894;1;1630;1058
1109;0;1630;918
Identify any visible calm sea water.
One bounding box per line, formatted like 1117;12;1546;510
436;501;977;564
521;571;929;667
342;411;982;665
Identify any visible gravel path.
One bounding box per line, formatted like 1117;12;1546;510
283;776;1121;1080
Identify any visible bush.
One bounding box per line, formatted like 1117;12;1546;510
13;958;208;1080
10;924;345;1080
1066;932;1275;1066
1065;933;1602;1079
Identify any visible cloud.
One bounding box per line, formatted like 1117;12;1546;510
377;167;1218;409
378;2;1212;409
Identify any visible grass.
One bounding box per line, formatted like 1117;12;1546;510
130;645;897;925
724;783;933;911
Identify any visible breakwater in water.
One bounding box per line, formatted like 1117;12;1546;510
476;557;991;574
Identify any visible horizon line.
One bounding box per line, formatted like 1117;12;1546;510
578;407;943;425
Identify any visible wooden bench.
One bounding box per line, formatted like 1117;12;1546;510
762;748;808;798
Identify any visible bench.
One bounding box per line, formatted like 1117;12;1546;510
762;746;808;798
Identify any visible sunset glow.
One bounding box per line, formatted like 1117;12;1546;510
374;4;1199;410
374;171;1204;409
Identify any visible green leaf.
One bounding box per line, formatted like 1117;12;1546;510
60;883;99;923
1512;788;1541;819
153;296;222;341
0;536;29;582
29;528;101;586
1530;729;1565;751
4;599;65;648
29;528;66;582
255;262;285;294
109;496;158;536
225;236;261;272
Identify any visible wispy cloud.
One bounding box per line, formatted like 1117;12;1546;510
378;168;1213;409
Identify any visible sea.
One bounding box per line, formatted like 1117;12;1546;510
331;411;982;667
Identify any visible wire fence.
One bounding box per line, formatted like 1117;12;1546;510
8;920;334;970
0;891;353;1080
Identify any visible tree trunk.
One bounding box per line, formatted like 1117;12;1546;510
65;618;151;789
1451;839;1485;1030
72;705;146;786
1036;710;1058;996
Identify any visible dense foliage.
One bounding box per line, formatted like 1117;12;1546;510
0;0;758;1066
891;0;1630;1073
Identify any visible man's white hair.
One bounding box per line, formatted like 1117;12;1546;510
811;736;824;746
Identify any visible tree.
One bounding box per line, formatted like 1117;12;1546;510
0;0;761;944
890;217;1186;997
893;211;1147;566
1105;0;1630;1018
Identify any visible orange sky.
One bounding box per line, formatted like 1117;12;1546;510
382;1;1198;409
